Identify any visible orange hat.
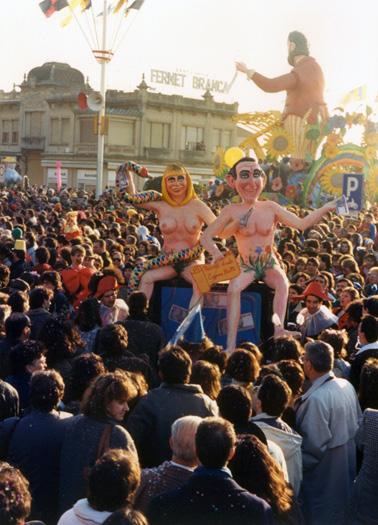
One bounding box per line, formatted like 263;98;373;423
301;281;329;302
95;275;118;299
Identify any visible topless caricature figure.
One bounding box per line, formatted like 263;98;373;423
125;163;216;308
202;157;335;353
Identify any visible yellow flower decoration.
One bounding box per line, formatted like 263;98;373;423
319;166;344;196
365;133;378;147
213;147;227;178
366;164;378;199
323;145;339;159
326;133;342;146
365;146;377;161
265;128;293;158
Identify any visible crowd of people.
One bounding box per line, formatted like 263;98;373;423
0;175;377;525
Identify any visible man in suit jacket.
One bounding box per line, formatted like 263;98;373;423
148;417;272;525
350;314;378;390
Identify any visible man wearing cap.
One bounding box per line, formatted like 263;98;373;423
10;240;27;280
297;281;338;339
95;274;129;326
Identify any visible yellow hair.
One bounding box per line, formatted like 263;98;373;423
161;164;197;207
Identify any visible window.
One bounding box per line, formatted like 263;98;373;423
61;119;70;145
148;122;170;148
11;120;19;144
2;120;10;144
79;119;96;143
181;126;204;151
212;129;232;152
223;130;232;149
50;118;60;144
24;112;43;137
108;120;135;146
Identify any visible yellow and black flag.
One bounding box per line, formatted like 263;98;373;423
39;0;69;17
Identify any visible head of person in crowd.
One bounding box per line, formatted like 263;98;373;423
344;299;364;328
66;353;105;406
291;272;310;291
338;238;353;255
195;417;236;469
9;340;47;376
93;273;119;309
191;360;221;400
229;435;295;521
339;286;360;311
318;253;332;272
87;449;140;512
319;328;348;360
276;359;305;402
0;462;32;525
255;374;291;418
158;346;192;385
7;291;29;314
340;256;360;277
41;270;64;292
0;264;10;289
225;349;260;386
358;357;378;411
301;341;334;381
127;291;149;320
4;313;31;343
293;256;307;274
301;280;329;315
237;341;263;364
75;297;102;332
169;416;202;468
96;324;129;358
199;346;228;374
362;254;377;273
28;286;53;311
81;371;131;423
272;336;303;362
363;295;378;317
38;317;83;367
70;244;85;268
102;508;148;525
217;385;256;430
30;369;65;412
0;304;11;336
358;314;378;347
365;267;378;295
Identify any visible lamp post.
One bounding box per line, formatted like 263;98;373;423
93;0;113;199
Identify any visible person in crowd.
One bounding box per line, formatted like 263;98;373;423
0;462;38;525
362;294;378;317
58;449;141;525
41;271;71;319
60;245;95;309
0;313;31;379
229;435;304;525
347;408;378;525
148;417;273;525
5;370;72;524
74;298;102;354
297;281;338;339
318;328;351;379
272;336;303;363
33;246;52;275
134;415;201;513
349;314;378;390
276;360;305;428
64;353;106;415
7;290;29;314
91;273;129;326
126;346;218;468
295;341;361;525
27;287;53;339
223;349;260;395
0;379;19;421
6;341;47;413
252;374;302;496
119;292;165;370
358;357;378;411
190;360;221;400
59;371;137;513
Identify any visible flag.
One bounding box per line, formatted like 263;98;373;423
340;85;367;107
79;0;92;12
113;0;128;14
39;0;69;17
127;0;145;12
56;161;62;192
168;303;205;346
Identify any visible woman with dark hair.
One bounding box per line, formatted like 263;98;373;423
224;349;260;396
7;291;29;314
58;371;137;514
272;336;303;363
64;353;106;415
38;318;84;385
344;299;364;356
229;435;304;525
41;270;71;319
74;298;102;354
358;358;378;411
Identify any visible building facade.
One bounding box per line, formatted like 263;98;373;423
0;62;240;191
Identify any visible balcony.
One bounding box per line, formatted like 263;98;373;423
179;144;209;163
106;144;136;155
21;137;45;150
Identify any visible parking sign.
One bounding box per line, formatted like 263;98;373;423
342;173;364;211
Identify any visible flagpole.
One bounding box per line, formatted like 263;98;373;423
95;0;110;199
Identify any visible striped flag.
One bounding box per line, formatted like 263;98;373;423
39;0;69;17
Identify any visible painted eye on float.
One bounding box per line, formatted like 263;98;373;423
253;169;263;179
239;170;250;179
